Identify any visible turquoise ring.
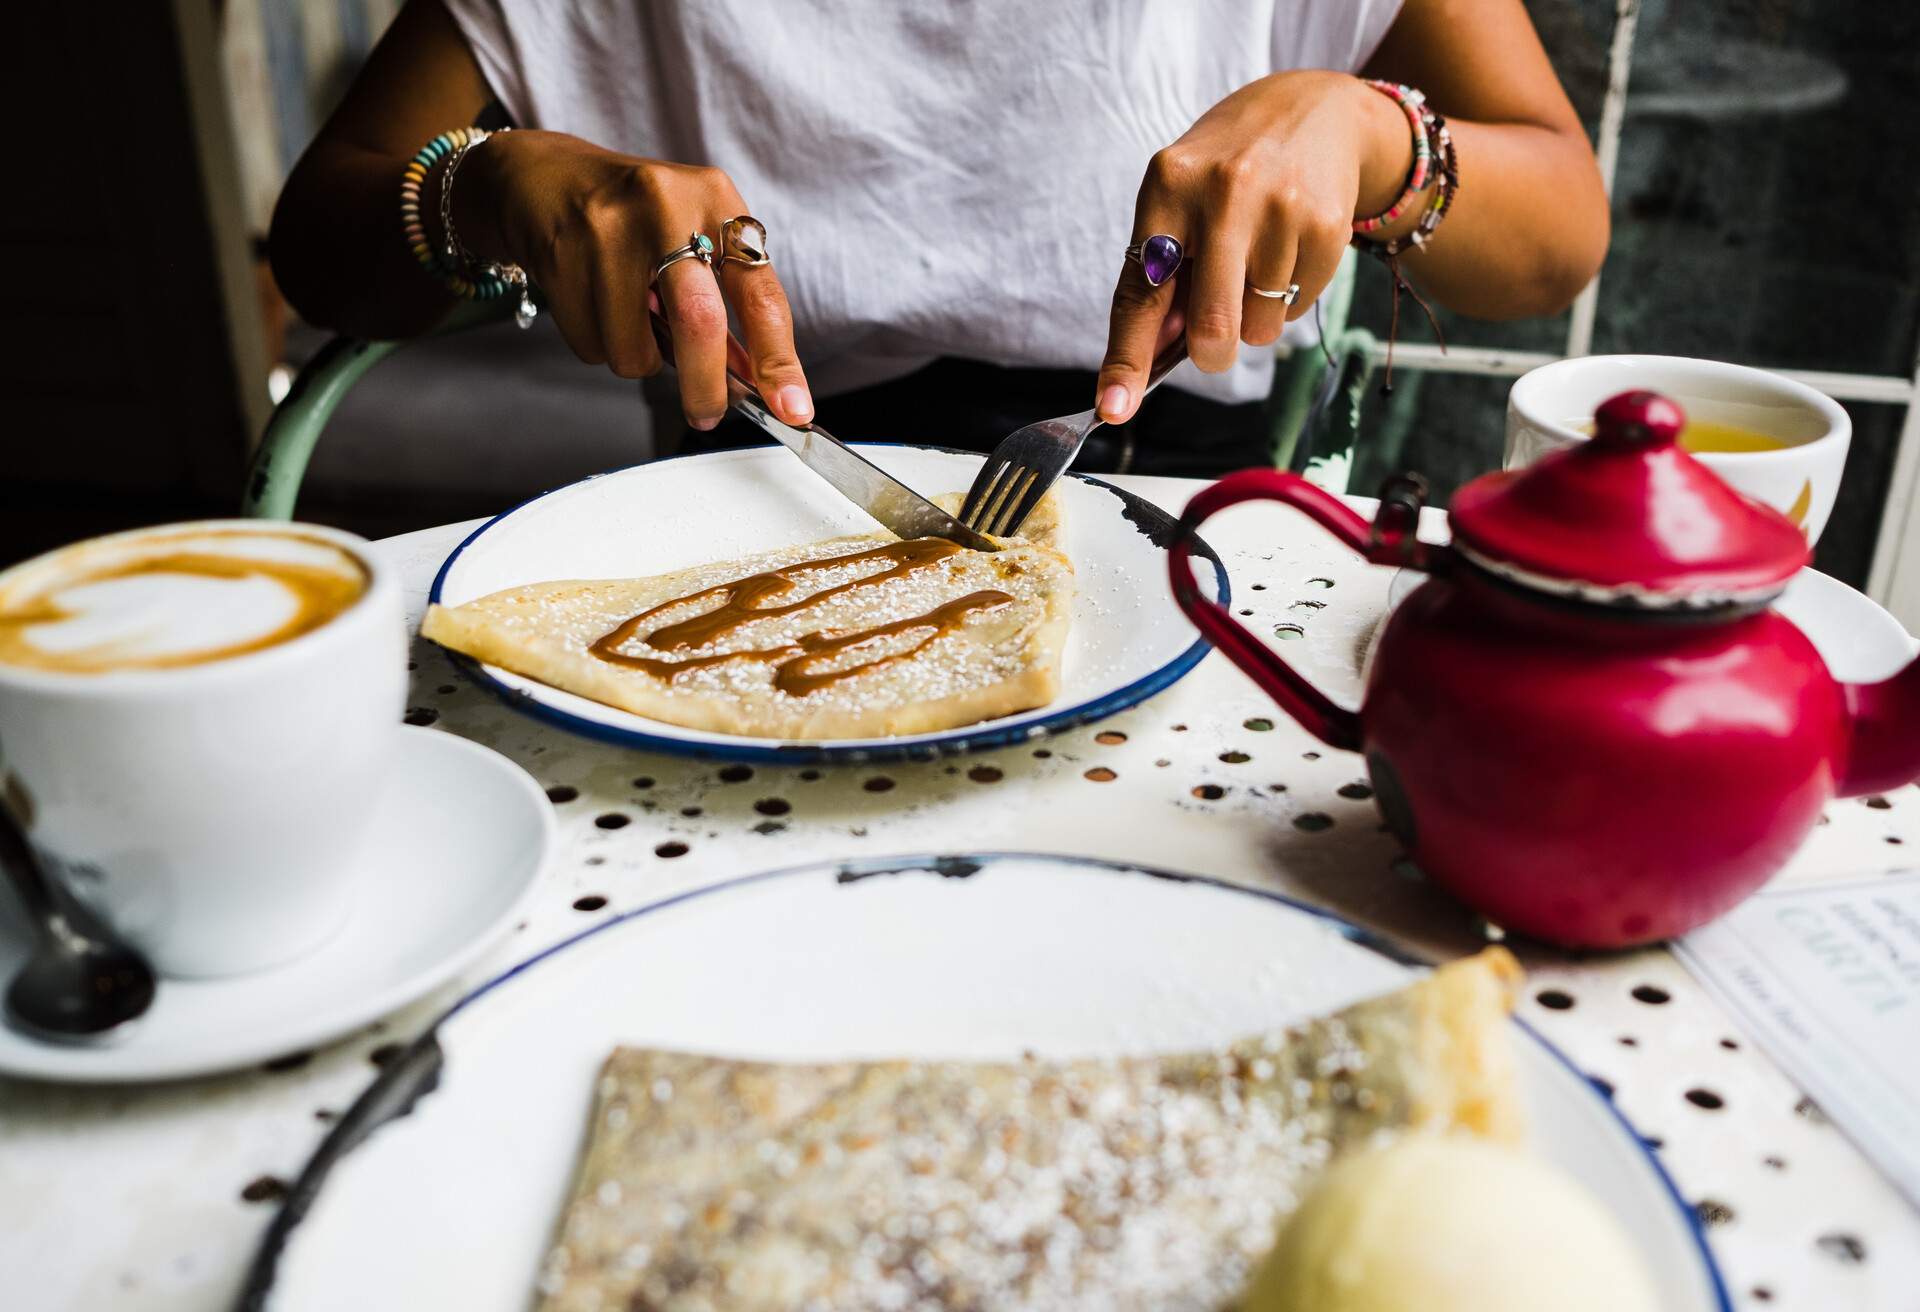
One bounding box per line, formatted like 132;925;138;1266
652;231;717;283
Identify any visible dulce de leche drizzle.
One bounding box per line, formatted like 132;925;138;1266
588;538;1014;696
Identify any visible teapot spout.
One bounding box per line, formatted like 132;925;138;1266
1840;653;1920;798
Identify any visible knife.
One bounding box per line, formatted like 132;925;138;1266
648;313;998;552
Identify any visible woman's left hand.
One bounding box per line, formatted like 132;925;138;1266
1095;71;1412;423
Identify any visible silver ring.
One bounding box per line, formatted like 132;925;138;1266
720;215;770;268
1249;282;1301;305
651;231;716;283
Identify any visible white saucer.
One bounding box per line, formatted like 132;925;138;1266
0;727;552;1084
1380;565;1914;683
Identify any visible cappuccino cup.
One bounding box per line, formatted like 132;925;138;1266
1506;355;1851;544
0;522;405;977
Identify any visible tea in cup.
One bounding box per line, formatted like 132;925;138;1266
0;522;405;976
1506;355;1850;543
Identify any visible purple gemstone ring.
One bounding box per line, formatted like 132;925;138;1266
1124;233;1185;288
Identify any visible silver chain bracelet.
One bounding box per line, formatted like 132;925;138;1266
440;127;538;329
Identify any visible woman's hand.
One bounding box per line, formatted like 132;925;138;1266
1096;72;1412;423
452;130;812;430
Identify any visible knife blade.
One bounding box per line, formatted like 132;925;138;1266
649;313;998;552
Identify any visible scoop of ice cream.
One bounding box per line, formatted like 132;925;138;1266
1243;1136;1662;1312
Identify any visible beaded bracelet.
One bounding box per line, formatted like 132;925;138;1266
400;128;537;327
1349;101;1461;394
400;130;500;296
1352;81;1435;236
1365;109;1458;259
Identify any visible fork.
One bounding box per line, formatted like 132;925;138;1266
958;334;1191;537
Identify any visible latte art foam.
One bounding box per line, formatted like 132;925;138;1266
0;528;368;673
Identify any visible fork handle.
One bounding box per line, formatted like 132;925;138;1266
1140;332;1190;402
1080;332;1187;441
1089;332;1188;436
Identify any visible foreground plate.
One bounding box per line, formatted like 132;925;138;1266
429;445;1225;763
248;854;1727;1311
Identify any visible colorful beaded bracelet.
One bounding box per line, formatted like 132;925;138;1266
401;128;538;329
1364;108;1459;259
1352;81;1435;236
400;129;512;300
1350;103;1460;394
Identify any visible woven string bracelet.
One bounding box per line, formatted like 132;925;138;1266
1350;98;1461;393
1352;81;1436;236
1365;107;1459;260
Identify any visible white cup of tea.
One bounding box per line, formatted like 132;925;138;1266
1506;355;1851;544
0;521;405;977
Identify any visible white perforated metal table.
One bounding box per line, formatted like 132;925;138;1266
2;474;1914;1311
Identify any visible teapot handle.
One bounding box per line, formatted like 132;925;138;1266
1167;470;1432;753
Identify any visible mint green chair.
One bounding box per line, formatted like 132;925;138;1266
244;254;1377;520
1267;249;1379;492
243;296;510;520
245;337;402;520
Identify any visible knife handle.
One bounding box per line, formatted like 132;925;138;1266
648;310;776;424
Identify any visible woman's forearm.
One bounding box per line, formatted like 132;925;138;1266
270;140;461;340
1389;118;1610;319
1364;0;1609;320
1096;0;1605;410
273;0;817;424
267;0;489;340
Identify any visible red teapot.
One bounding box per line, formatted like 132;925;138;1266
1169;391;1920;948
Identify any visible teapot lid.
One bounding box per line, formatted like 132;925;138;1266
1449;390;1809;609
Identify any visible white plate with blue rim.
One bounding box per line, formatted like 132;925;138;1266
428;445;1225;764
243;853;1728;1312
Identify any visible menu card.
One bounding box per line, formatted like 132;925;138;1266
1676;872;1920;1208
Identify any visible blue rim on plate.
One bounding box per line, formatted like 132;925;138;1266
239;852;1730;1312
426;444;1228;764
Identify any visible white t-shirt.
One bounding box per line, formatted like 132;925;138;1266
443;0;1403;403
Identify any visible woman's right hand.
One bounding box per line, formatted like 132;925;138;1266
450;130;812;430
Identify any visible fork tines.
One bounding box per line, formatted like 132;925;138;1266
960;459;1046;538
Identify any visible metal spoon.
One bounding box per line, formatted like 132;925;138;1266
0;804;155;1041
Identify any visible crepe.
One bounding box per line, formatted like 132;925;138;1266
534;949;1525;1311
420;493;1073;739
